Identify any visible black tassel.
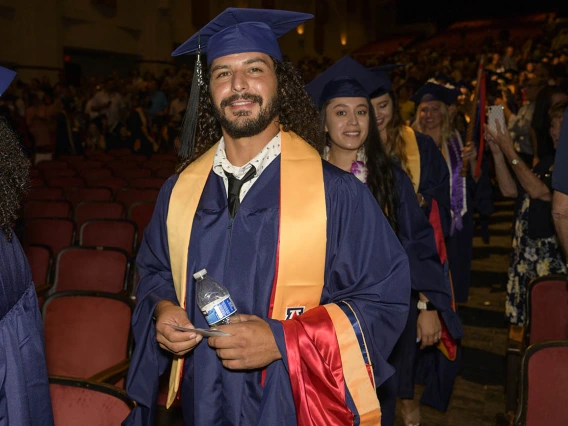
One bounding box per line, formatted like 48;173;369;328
178;35;203;159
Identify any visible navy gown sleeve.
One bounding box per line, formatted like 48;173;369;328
322;172;411;386
0;233;54;426
394;167;449;300
416;131;451;237
124;175;180;426
273;170;410;390
270;170;411;392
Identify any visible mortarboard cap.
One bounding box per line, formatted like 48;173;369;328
172;8;313;159
368;63;407;98
434;72;455;85
368;69;391;98
172;8;313;66
367;64;405;99
0;66;16;97
456;80;473;92
411;81;459;105
305;56;380;109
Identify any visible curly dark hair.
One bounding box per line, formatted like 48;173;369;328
0;119;30;241
176;58;323;172
321;101;399;233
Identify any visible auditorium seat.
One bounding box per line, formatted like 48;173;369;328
43;292;133;383
515;340;568;426
52;247;130;294
80;219;137;255
74;201;124;230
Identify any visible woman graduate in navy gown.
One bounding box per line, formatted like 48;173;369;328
411;81;488;304
369;68;464;424
370;66;451;236
0;67;54;426
306;57;462;426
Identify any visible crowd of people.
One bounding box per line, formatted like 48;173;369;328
1;7;568;426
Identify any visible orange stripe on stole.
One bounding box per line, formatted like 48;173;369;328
269;130;327;320
400;126;421;194
165;143;219;408
164;129;327;407
324;304;382;425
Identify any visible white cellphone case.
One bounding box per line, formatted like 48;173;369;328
487;105;506;133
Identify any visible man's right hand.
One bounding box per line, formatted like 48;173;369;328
155;300;202;355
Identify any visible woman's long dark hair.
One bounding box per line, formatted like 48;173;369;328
322;100;399;234
0;119;29;241
379;90;414;182
177;58;323;172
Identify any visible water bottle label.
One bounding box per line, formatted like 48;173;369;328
201;296;237;326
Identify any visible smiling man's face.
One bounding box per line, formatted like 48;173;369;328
209;52;279;139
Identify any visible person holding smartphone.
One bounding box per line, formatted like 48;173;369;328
485;100;568;327
495;78;544;166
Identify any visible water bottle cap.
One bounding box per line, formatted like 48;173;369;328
193;269;207;280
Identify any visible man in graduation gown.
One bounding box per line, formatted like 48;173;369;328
123;8;411;426
0;67;54;425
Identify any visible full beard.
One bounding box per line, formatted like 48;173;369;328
213;92;280;139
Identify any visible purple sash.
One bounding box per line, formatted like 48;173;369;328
446;134;464;236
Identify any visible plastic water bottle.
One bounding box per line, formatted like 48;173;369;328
194;269;240;327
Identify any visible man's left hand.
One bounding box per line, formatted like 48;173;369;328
208;314;282;370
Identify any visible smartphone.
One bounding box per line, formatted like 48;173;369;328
487;105;506;133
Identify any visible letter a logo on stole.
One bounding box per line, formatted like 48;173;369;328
285;307;305;319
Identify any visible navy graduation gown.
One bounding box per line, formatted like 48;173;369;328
447;152;494;304
378;167;463;425
0;232;54;426
415;131;451;237
124;157;410;426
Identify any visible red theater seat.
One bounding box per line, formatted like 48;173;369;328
80;219;137;254
24;218;74;255
42;292;133;381
52;247;129;294
516;341;568;426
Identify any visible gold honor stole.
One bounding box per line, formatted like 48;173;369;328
165;130;379;422
400;125;421;192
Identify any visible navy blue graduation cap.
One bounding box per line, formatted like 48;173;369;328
171;7;313;159
0;66;16;97
457;80;473;92
368;63;406;98
434;72;455;86
411;81;459;105
172;8;313;65
305;56;380;109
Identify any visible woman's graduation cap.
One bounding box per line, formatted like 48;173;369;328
368;63;406;98
172;8;313;158
0;66;16;97
411;81;459;106
305;56;380;109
